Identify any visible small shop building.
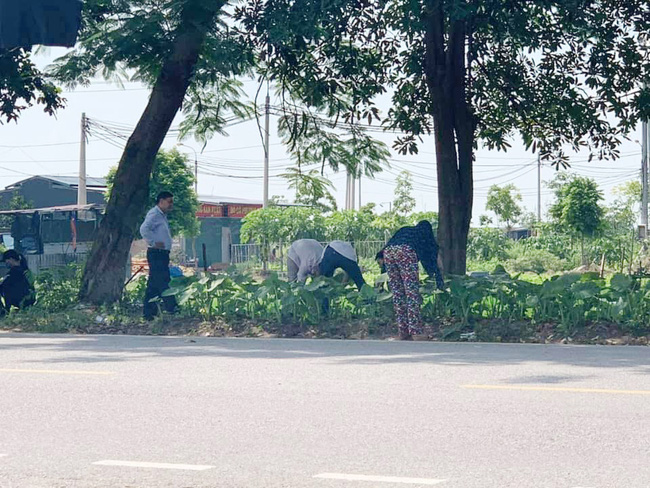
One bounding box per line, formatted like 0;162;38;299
186;196;263;269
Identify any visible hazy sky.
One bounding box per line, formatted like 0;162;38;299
0;48;643;224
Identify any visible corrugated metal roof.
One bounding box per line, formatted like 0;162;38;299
41;175;107;188
4;175;107;190
0;204;104;216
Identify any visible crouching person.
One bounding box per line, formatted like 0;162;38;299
0;250;36;314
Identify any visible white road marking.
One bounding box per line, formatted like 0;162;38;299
462;384;650;395
314;473;447;485
92;460;214;471
0;368;113;376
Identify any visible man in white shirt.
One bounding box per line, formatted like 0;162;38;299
139;191;177;320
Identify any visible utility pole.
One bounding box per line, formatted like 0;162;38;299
77;112;87;206
263;81;270;208
537;152;541;223
345;172;350;209
345;171;356;210
194;155;198;194
642;120;649;236
358;174;361;209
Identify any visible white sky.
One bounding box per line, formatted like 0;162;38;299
0;48;643;225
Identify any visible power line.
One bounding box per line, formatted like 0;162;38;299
62;88;150;94
0;141;78;148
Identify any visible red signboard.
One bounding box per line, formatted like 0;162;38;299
196;203;262;219
196;203;224;218
227;204;262;218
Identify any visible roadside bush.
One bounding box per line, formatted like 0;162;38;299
123;275;148;306
33;264;81;312
3;263;650;342
520;229;575;260
467;227;511;261
506;248;571;274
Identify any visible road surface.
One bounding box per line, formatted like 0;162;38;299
0;332;648;487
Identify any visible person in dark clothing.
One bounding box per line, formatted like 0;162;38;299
317;240;367;314
319;240;366;291
139;191;178;320
0;250;35;313
377;220;444;340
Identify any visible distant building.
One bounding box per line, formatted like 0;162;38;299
186;196;264;268
0;176;106;210
506;227;532;240
0;204;104;274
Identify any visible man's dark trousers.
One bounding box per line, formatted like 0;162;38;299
144;248;177;319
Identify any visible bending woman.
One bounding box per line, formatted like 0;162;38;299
0;250;36;313
377;221;444;340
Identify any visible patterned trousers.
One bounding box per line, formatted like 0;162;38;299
384;244;422;336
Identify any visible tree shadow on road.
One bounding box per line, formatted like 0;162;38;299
1;333;649;375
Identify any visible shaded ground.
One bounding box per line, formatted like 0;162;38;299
1;306;648;346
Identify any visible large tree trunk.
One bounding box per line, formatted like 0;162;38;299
79;2;223;304
423;1;474;276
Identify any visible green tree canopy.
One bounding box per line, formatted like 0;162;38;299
393;171;416;216
549;174;604;263
486;184;523;230
605;179;642;235
106;149;199;237
1;49;63;123
50;0;253;303
236;0;650;275
281;168;337;211
241;206;328;244
0;192;32;229
550;175;604;238
325;210;377;242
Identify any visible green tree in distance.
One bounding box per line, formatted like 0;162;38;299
486;184;523;231
0;193;33;230
281;168;337;211
241;207;328;245
549;175;604;265
393;171;416;216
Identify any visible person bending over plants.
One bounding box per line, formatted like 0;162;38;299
376;221;444;340
287;239;366;289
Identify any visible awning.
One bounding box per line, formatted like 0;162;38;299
0;203;104;216
0;0;82;49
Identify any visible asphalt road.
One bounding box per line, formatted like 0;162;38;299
0;332;649;488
